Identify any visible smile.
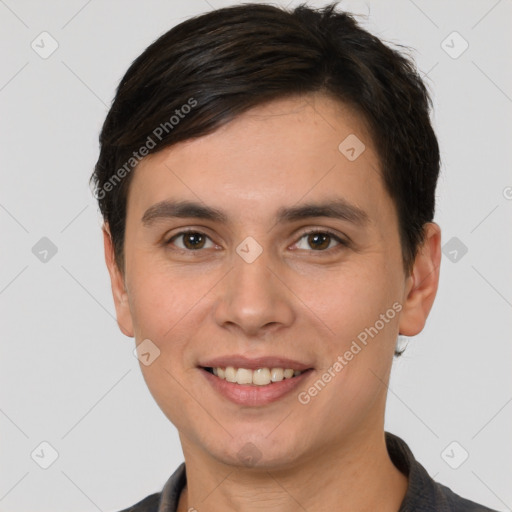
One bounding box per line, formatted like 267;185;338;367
204;366;303;386
200;365;314;406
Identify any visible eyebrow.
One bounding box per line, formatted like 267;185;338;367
141;198;370;227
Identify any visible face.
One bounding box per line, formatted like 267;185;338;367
104;93;440;469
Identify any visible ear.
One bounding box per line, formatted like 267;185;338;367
102;224;134;338
398;222;441;336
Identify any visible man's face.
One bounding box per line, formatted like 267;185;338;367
107;94;419;468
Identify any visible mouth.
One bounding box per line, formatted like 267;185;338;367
201;366;310;386
198;362;314;406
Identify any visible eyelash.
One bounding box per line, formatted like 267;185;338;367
165;229;350;253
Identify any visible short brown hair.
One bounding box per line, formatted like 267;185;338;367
90;2;440;276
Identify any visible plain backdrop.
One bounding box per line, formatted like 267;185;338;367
1;0;511;511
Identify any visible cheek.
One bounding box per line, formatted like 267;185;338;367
126;251;208;341
303;260;401;414
303;261;400;342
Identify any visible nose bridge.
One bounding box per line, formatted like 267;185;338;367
213;241;295;336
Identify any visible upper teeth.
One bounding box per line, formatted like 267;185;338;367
212;367;302;386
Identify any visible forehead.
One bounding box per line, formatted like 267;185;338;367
126;94;393;229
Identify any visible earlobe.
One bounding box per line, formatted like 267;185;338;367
398;222;441;337
102;224;134;338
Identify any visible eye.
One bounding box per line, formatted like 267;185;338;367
166;230;216;251
292;230;348;252
165;229;349;253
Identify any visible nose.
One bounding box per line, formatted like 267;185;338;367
212;248;295;338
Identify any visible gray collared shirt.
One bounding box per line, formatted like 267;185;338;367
117;432;498;511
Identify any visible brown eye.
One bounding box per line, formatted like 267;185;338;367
183;232;205;249
294;230;347;252
167;231;214;251
307;233;331;250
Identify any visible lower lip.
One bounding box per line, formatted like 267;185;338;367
200;368;313;406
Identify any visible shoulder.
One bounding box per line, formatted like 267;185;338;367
385;432;499;512
434;481;499;512
112;463;186;512
114;491;161;512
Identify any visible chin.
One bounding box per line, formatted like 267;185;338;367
202;429;308;470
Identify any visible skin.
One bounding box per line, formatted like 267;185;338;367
103;93;441;511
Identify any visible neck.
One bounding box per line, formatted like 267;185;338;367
177;429;408;512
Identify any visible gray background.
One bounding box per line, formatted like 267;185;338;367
1;0;511;510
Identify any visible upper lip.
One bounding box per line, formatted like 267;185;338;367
199;355;313;371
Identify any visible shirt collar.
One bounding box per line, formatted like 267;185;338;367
385;432;448;511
